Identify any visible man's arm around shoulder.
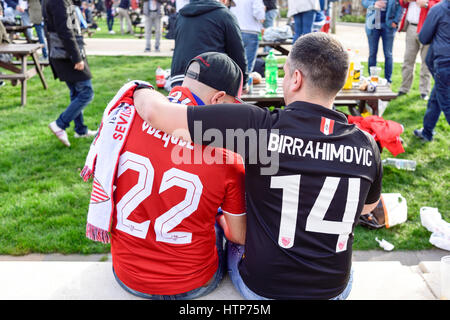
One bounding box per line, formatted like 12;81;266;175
134;88;192;141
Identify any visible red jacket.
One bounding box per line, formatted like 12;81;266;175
398;0;441;33
348;115;405;157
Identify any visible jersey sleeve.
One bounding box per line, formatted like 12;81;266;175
364;133;383;204
186;103;274;159
220;151;246;215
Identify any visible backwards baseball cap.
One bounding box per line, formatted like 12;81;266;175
184;52;244;103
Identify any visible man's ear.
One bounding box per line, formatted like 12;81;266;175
291;69;303;92
210;91;227;104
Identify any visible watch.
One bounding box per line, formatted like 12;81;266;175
133;82;154;94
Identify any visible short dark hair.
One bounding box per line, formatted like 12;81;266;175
288;33;349;95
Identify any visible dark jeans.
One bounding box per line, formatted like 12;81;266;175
292;10;317;43
113;223;226;300
422;60;450;140
106;8;114;31
366;27;396;83
56;79;94;135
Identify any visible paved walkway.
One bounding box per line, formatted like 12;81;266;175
83;22;418;64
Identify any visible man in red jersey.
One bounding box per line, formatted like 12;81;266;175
85;52;247;299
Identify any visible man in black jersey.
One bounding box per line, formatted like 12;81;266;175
132;33;383;300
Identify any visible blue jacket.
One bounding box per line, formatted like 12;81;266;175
362;0;403;34
419;0;450;74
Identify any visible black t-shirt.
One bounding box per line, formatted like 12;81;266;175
187;101;382;299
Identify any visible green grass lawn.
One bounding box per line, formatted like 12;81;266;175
0;57;448;255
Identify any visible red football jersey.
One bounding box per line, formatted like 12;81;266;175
111;88;246;295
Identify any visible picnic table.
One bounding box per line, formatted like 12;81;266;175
0;43;48;106
241;78;397;116
258;39;293;57
5;25;35;43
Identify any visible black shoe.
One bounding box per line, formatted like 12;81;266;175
397;91;406;97
420;94;429;101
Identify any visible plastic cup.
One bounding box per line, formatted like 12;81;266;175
370;66;381;83
441;255;450;300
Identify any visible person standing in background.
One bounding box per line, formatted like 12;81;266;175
263;0;278;52
4;0;33;40
397;0;440;100
28;0;48;61
169;0;247;89
230;0;265;73
143;0;163;52
362;0;403;84
413;0;450;142
288;0;320;43
117;0;133;35
105;0;115;34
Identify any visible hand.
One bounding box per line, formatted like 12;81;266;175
391;22;398;28
374;0;386;9
16;5;25;12
74;61;85;71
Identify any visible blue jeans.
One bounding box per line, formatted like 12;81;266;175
33;23;48;58
227;242;353;300
292;10;317;43
113;224;226;300
242;32;259;73
263;9;279;52
366;27;396;83
106;8;114;31
56;79;94;135
422;60;450;140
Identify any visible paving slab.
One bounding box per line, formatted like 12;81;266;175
419;261;442;300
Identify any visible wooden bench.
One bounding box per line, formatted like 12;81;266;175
134;23;145;38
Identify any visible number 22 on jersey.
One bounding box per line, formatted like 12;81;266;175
271;175;360;252
115;151;203;244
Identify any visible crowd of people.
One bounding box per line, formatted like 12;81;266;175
0;0;448;300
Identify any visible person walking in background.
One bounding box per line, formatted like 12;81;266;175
169;0;247;89
397;0;440;100
105;0;115;34
288;0;320;43
28;0;48;61
143;0;163;52
230;0;265;73
362;0;403;84
117;0;133;35
413;0;450;142
43;0;97;147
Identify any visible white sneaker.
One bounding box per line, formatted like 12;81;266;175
48;121;70;147
108;30;115;34
74;129;98;138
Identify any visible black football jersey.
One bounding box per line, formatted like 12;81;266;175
187;101;382;299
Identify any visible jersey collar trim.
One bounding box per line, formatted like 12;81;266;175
286;101;348;123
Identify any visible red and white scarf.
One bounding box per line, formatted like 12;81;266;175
81;80;152;243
